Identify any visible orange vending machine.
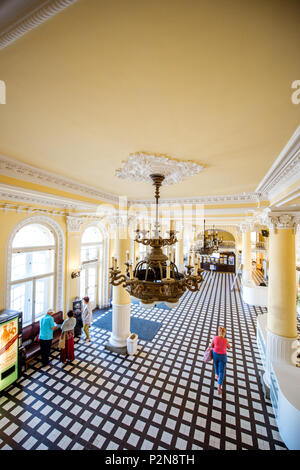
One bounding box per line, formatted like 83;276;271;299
0;310;22;391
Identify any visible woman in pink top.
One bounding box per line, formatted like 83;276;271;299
210;326;231;395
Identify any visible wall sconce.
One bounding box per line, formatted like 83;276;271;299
71;268;81;279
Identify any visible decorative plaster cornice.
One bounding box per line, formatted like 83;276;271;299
0;182;99;211
0;0;79;51
0;154;118;204
129;192;264;206
255;125;300;201
0;154;268;209
0;202;65;217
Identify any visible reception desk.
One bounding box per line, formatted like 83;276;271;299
242;280;268;307
270;363;300;450
199;252;236;273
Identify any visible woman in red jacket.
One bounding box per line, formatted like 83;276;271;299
210;326;231;395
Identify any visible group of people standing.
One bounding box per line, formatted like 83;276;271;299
39;297;230;397
39;296;93;367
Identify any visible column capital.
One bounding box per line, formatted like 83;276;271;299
108;212;136;231
263;207;300;234
66;215;84;233
238;220;261;233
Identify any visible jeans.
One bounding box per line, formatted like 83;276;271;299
212;351;227;386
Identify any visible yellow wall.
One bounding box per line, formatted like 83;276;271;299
0;209;67;311
0;208;111;315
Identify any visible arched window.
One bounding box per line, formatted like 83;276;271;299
80;226;103;309
9;224;56;326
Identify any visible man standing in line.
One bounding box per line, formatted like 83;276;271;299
39;309;58;366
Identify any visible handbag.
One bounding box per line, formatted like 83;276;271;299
203;347;213;362
58;332;66;349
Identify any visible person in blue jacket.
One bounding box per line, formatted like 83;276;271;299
39;309;58;366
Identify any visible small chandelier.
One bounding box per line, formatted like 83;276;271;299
197;219;222;255
109;174;204;309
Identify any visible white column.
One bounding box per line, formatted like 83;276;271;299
263;209;300;387
107;216;131;353
240;223;253;284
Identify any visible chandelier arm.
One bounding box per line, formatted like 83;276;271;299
109;270;128;286
135;238;152;246
184;279;200;292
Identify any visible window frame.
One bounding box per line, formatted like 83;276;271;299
6;216;65;324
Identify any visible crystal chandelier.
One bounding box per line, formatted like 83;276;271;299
109;174;204;309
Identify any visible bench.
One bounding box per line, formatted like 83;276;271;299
21;311;64;370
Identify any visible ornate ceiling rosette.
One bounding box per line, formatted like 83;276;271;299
115;152;204;186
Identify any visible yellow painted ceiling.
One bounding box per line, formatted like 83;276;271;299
0;0;300;200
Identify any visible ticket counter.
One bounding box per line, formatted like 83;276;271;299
199;252;236;273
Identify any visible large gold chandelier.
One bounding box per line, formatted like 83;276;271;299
109;174;204;309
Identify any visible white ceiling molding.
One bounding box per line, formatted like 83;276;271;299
115;152;204;185
255;125;300;203
0;0;79;50
0;182;100;211
0;202;65;217
274;188;300;207
128;192;264;206
0;153;266;207
0;154;119;204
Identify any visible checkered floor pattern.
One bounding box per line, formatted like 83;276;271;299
251;267;265;285
0;272;287;450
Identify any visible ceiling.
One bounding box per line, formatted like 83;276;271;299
0;0;299;200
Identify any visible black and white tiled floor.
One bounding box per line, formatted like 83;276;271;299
0;272;287;450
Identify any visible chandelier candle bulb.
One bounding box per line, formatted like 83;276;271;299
114;257;118;271
166;260;171;279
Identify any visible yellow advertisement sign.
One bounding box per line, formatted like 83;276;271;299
0;318;18;372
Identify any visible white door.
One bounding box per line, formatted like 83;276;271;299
80;263;98;310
